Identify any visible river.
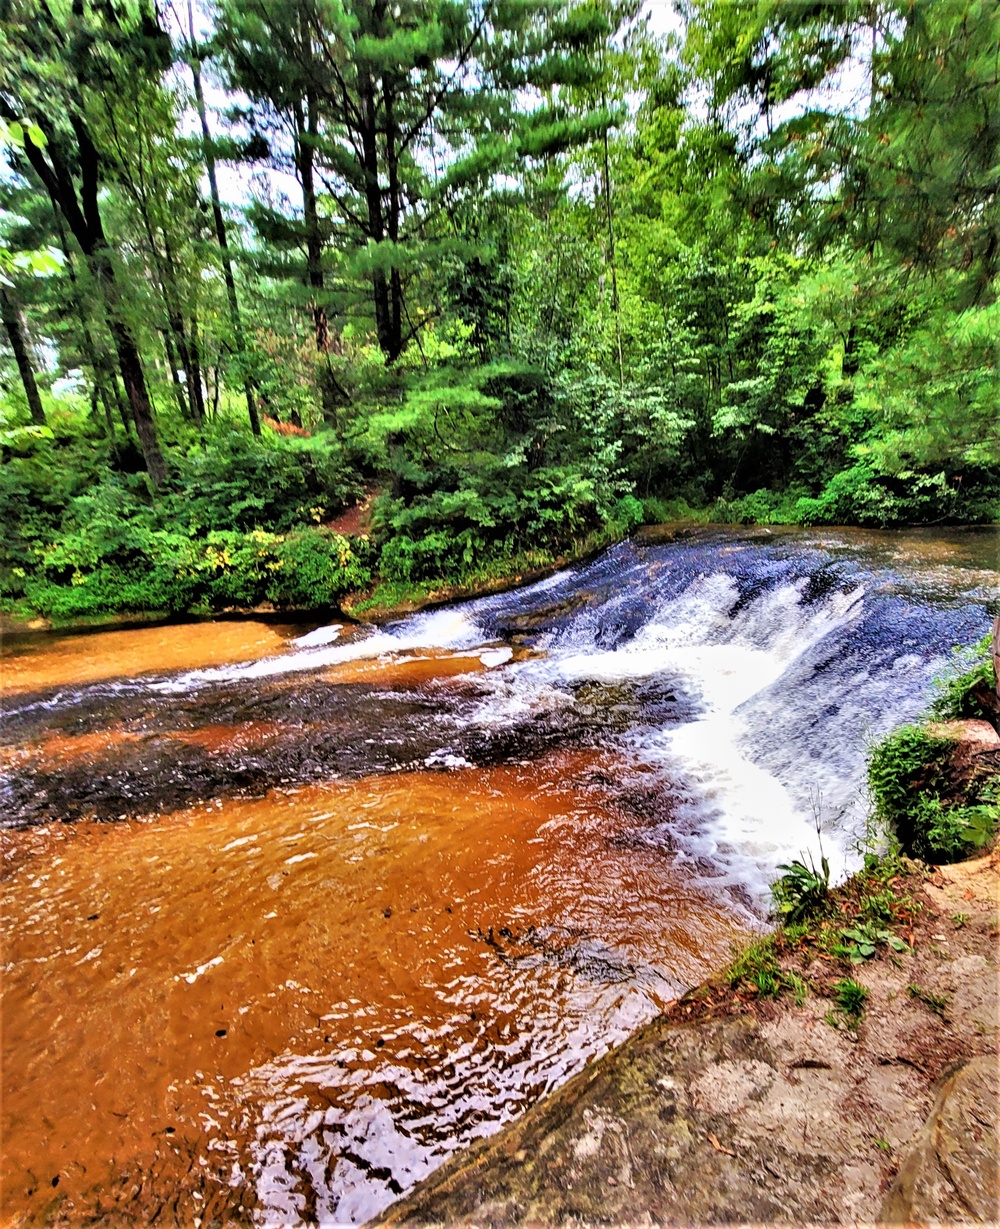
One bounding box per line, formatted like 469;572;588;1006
1;525;995;1226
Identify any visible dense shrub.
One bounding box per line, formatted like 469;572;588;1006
868;636;999;865
928;635;998;722
19;525;373;618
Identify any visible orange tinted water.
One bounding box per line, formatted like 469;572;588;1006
320;649;488;687
0;752;743;1225
0;620;302;695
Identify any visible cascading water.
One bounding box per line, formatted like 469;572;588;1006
1;525;995;1227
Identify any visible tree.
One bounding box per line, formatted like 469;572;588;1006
0;285;46;425
0;0;172;486
93;72;209;428
213;0;619;365
183;0;261;433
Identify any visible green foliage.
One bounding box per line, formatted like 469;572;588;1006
837;923;909;966
910;796;997;863
3;0;999;616
929;635;998;722
833;978;868;1020
771;853;830;924
0;404;373;617
867;642;999;863
726;936;782;994
867;725;954;858
19;522;372;619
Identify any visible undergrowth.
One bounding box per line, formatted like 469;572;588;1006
867;636;998;862
716;849;922;1012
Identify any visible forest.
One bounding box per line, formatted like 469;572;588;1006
1;0;998;622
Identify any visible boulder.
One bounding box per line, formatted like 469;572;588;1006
881;1055;999;1225
924;720;1000;749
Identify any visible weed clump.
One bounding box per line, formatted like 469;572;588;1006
771;853;830;924
833;977;868;1020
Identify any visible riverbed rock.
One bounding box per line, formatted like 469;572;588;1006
925;719;1000;749
880;1055;1000;1224
379;852;999;1228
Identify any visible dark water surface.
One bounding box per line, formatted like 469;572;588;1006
1;525;995;1225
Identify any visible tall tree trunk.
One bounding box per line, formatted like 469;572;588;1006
384;84;404;361
358;59;395;359
141;217;202;429
297;89;341;423
89;248;167;487
17;114;166;484
188;310;207;426
165;225;206;429
108;366;134;439
1;289;46;425
102;307;166;486
299;91;328;351
161;325;190;418
188;0;260;435
53;211;123;447
600;97;624;390
90;377;119;457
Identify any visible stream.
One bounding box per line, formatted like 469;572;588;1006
1;525;995;1226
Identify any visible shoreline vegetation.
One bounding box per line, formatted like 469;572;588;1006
3;517;998;634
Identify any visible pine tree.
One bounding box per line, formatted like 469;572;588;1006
213;0;619;364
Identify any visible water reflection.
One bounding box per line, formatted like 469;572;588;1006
1;752;742;1226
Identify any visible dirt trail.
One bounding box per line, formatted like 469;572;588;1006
380;851;999;1226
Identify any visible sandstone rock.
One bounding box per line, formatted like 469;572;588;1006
924;720;1000;749
880;1055;1000;1225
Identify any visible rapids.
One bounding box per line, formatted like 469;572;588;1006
1;524;995;1226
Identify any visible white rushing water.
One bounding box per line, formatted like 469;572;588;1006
142;534;983;911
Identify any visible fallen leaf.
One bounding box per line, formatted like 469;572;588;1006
707;1133;736;1157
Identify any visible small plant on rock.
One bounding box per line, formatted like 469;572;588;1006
771;850;830;924
837;921;910;964
833;977;869;1019
907;983;950;1018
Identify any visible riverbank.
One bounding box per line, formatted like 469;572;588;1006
7;520;995;634
379;847;999;1226
377;642;1000;1226
0;522;632;634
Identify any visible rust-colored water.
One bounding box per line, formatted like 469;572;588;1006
320;649;488;687
0;752;743;1226
0;619;301;695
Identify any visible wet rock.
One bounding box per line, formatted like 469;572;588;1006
881;1055;999;1224
378;855;1000;1229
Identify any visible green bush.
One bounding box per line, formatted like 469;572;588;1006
264;530;374;606
19;524;372;618
868;723;998;862
929;634;997;721
911;796;997;862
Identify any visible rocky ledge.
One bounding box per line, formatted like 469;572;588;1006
378;851;999;1227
